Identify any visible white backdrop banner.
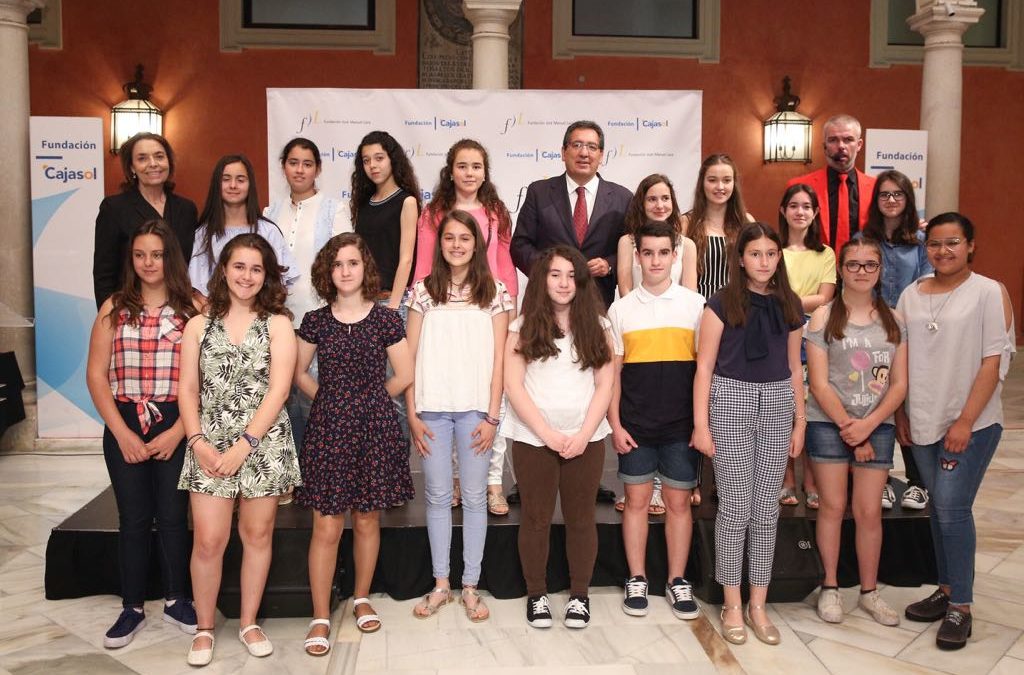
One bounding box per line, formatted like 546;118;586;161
865;128;928;219
265;89;703;229
30;116;105;438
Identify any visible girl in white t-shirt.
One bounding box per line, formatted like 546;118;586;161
405;210;512;622
502;246;615;630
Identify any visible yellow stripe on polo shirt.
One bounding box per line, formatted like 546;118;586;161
622;327;696;363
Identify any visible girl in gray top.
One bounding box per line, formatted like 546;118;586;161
805;238;908;628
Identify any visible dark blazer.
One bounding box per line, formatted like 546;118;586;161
511;173;632;307
92;189;199;308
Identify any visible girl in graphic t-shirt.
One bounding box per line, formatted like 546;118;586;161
805;238;907;629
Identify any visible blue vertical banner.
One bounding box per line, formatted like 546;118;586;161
30;117;105;437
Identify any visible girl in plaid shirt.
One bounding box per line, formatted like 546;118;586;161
86;219;200;649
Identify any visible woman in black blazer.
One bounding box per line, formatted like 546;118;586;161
93;133;198;308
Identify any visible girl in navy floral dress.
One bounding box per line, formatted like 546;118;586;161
294;233;413;651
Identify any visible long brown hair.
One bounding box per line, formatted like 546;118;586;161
424;139;512;240
206;234;291;321
624;174;683;237
824;238;902;345
686;154;749;277
350;130;421;223
516;246;611;370
719;223;802;327
311;233;381;303
108;219;196;326
424;210;496;307
864;170;921;246
197;154;276;271
778;183;825;251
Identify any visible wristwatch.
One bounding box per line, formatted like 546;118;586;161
241;432;260;449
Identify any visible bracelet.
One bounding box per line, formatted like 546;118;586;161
186;434;207;451
484;414;500;426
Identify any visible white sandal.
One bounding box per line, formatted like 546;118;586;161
187;629;215;667
353;597;382;633
304;618;331;656
238;624;273;657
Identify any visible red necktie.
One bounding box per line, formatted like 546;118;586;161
573;185;588;245
836;172;850;247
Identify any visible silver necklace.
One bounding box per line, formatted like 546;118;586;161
926;281;963;333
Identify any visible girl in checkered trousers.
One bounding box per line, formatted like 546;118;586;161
86;219;200;649
692;222;806;646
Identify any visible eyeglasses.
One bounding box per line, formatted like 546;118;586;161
877;191;906;202
925;237;964;251
567;141;601;153
843;261;880;273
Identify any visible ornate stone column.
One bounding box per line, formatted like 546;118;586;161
0;0;44;451
909;0;984;217
462;0;522;89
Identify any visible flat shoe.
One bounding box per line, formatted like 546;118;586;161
354;597;382;633
413;587;452;619
461;587;490;622
779;487;798;506
719;605;746;645
304;618;331;656
187;630;215;667
487;491;509;516
744;606;781;645
238;624;273;657
648;489;666;516
614;495;625;513
805;491;820;510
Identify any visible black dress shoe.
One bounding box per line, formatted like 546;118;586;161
905;588;949;622
506;483;520;505
596;484;616;504
936;610;972;650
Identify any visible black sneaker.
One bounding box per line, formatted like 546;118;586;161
936;609;972;650
104;607;146;649
665;577;700;620
526;595;553;628
564;595;591;629
622;575;648;616
506;484;521;505
905;588;949;622
163;598;198;634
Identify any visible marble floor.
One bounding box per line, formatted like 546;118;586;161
1;361;1023;674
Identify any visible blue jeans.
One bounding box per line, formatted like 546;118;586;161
102;400;189;607
419;410;492;585
379;296;410;443
286;355;317;450
912;423;1001;605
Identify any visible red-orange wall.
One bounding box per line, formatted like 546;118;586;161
29;0;1023;330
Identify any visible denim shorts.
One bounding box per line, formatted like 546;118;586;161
617;439;700;489
806;421;895;469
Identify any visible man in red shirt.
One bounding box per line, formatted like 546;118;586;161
788;114;876;251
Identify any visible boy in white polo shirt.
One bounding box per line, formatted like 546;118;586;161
608;220;706;620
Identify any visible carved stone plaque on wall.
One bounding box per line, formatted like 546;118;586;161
418;0;523;89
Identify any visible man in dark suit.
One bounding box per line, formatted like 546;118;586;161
787;114;876;252
511;120;632;307
510;120;630;505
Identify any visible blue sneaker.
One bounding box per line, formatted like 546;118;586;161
104;607;146;649
665;577;700;620
622;575;649;616
163;599;198;634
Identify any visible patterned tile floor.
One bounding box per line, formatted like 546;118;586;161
1;360;1022;674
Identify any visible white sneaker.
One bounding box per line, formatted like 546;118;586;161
859;590;900;626
901;485;929;510
816;588;843;623
881;483;896;510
